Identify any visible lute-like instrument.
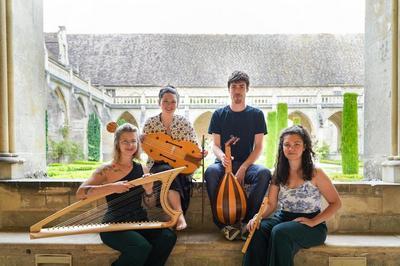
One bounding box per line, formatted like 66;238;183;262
215;136;247;225
30;167;185;239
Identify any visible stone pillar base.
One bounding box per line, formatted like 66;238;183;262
0;153;25;180
382;157;400;183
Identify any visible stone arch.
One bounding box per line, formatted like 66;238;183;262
288;111;314;136
77;96;86;116
117;111;139;128
327;111;342;153
193;111;213;143
54;87;68;125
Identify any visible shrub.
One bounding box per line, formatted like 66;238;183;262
341;93;359;174
87;113;101;161
315;142;330;160
276;103;288;137
265;111;277;168
49;139;84;163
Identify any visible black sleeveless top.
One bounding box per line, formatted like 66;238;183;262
103;161;148;223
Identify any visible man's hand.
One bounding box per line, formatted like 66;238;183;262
235;165;247;185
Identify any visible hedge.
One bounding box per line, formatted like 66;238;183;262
87;113;101;161
341;93;359;174
265;111;277;168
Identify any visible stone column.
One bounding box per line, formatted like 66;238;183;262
0;0;9;153
0;0;46;179
364;0;394;181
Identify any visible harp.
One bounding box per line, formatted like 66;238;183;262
30;167;185;239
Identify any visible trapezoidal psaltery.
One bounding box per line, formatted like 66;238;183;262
215;136;248;225
30;167;185;239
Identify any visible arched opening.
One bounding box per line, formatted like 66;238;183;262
327;111;342;154
117;111;139;128
288;111;314;136
193;111;213;143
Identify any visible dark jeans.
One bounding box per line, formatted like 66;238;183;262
243;210;327;266
205;161;271;228
150;162;192;214
100;228;176;266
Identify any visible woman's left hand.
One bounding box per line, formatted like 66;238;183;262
293;217;317;227
141;173;153;194
202;149;208;158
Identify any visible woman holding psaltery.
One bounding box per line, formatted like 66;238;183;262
76;123;176;266
243;125;341;266
142;85;207;230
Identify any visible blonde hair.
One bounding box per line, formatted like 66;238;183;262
113;123;141;163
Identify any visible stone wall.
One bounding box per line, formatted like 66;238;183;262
0;180;399;234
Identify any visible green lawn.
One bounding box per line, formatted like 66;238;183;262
47;161;101;179
47;160;364;182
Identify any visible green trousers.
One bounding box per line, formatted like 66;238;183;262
243;210;327;266
100;228;176;266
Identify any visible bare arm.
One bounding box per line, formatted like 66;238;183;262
212;133;229;166
76;164;133;200
294;168;341;227
235;133;264;183
141;165;158;207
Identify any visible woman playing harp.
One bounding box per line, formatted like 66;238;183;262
76;123;176;266
142;85;207;231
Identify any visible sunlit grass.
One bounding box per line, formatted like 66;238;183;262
47;161;101;179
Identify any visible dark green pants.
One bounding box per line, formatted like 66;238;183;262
100;228;176;266
243;210;327;266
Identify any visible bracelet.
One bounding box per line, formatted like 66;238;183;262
143;191;154;198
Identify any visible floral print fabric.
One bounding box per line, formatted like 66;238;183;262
278;181;321;213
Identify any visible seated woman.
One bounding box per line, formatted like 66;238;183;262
142;85;206;230
76;123;176;266
243;125;342;266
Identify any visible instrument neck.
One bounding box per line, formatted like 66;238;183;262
225;146;232;173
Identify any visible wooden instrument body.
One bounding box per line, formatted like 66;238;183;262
215;136;247;225
141;132;202;174
30;167;185;239
242;197;269;253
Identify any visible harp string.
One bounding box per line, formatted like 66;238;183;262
54;182;165;228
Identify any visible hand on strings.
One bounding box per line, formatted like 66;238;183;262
201;149;208;158
293;217;317;227
112;181;134;194
141;173;153;194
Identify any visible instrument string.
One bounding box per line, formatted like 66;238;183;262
54;182;165;228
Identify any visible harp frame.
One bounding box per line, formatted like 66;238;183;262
30;167;185;239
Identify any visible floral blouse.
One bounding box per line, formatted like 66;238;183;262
278;181;322;213
142;113;198;168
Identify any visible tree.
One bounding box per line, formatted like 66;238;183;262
265;111;277;168
341;93;359;174
276;103;288;138
87;113;101;161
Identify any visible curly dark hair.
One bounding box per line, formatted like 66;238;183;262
272;125;315;186
227;71;250;89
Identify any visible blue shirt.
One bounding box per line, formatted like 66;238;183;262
208;105;267;163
